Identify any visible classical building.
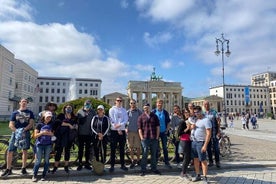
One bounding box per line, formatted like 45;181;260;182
191;95;223;112
210;84;270;116
251;71;276;87
102;92;129;108
36;77;102;114
127;69;183;113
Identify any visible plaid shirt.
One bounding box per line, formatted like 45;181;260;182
138;112;160;139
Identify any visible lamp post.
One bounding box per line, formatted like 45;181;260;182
215;33;231;127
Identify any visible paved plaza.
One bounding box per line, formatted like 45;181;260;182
1;118;276;183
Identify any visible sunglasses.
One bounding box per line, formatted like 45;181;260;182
130;102;136;104
116;100;122;102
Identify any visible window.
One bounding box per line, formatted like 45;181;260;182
40;81;44;85
10;64;13;72
84;89;88;94
51;96;54;101
40;88;43;93
57;89;60;93
79;89;82;94
46;88;49;93
9;78;12;85
51;88;55;93
46;82;49;85
57;96;60;103
45;96;48;102
62;89;66;93
51;82;54;85
39;96;43;102
95;83;98;87
62;97;66;102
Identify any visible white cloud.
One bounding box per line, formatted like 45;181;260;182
161;60;172;69
0;0;33;21
143;32;172;48
120;0;129;9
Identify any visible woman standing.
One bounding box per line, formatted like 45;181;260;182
178;108;192;181
51;104;78;174
32;111;54;182
91;105;110;164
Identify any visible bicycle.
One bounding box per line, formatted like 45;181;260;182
219;127;231;157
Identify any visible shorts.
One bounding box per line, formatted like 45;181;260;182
8;131;31;152
191;141;207;161
127;132;141;149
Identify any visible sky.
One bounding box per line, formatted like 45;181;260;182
0;0;275;98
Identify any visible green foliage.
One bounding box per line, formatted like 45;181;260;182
56;97;111;115
0;121;11;135
266;112;273;118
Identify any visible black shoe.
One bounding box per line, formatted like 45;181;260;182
64;166;69;173
84;164;92;170
140;171;146;176
51;167;58;174
109;167;114;173
1;169;12;177
165;162;172;169
120;165;128;171
137;160;141;166
21;168;28;175
152;169;161;175
77;165;83;171
208;162;214;167
216;162;221;168
129;162;135;169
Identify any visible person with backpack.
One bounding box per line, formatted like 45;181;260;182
51;103;78;174
32;111;55;182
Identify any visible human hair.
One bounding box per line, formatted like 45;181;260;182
156;98;163;103
194;105;202;112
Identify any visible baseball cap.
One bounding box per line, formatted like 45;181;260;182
97;105;105;110
44;111;52;118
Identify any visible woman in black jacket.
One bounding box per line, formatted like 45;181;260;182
177;108;192;181
91;105;110;164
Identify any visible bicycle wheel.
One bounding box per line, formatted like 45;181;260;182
0;140;9;169
12;143;35;169
219;137;231;157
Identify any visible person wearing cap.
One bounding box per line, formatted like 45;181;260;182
91;105;110;164
51;103;77;174
152;98;172;169
126;99;142;169
1;98;35;178
138;103;161;176
32;111;55;182
108;96;129;172
76;99;96;171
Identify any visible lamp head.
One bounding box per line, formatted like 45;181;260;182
215;50;220;56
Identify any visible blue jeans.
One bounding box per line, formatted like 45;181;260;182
141;139;158;171
157;132;169;164
192;141;207;161
33;144;52;177
207;137;220;163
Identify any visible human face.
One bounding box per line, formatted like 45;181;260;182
19;99;28;110
194;110;202;118
143;106;150;113
130;101;136;108
115;98;122;107
156;100;163;110
203;101;210;111
173;106;180;114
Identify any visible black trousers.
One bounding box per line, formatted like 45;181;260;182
78;135;93;164
110;130;126;167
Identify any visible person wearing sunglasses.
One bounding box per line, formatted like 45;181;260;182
191;106;212;184
108;97;129;172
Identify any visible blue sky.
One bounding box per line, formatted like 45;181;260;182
0;0;275;98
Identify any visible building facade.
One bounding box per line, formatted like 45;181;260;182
36;77;102;114
210;84;270;116
191;95;223;112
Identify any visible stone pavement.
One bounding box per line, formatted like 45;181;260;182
0;118;276;183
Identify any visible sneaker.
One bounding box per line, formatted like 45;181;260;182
40;177;45;181
51;167;58;174
140;171;146;176
84;164;92;170
208;162;214;167
21;168;28;175
77;164;83;171
64;166;69;173
165;162;172;169
120;165;128;171
1;169;12;177
32;175;38;182
192;175;201;182
202;176;209;184
109;167;114;173
129;162;135;169
151;169;161;175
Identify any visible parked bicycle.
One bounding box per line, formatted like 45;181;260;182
219;127;231;157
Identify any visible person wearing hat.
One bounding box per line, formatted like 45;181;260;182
138;103;161;176
32;111;54;182
76;99;96;171
91;105;110;165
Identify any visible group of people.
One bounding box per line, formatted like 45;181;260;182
1;97;222;184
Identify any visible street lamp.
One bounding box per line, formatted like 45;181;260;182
215;33;231;127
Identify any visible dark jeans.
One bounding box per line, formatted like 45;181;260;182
54;141;73;162
179;140;191;174
78;135;93;165
110;130;126;167
173;140;180;163
157;132;170;164
207;137;220;164
141;139;158;172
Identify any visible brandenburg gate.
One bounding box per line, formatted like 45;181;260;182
127;68;183;113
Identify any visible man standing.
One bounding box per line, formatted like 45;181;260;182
126;99;142;169
152;99;172;168
191;106;212;184
138;103;161;176
76;99;96;171
203;100;221;168
109;96;128;172
1;98;35;177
